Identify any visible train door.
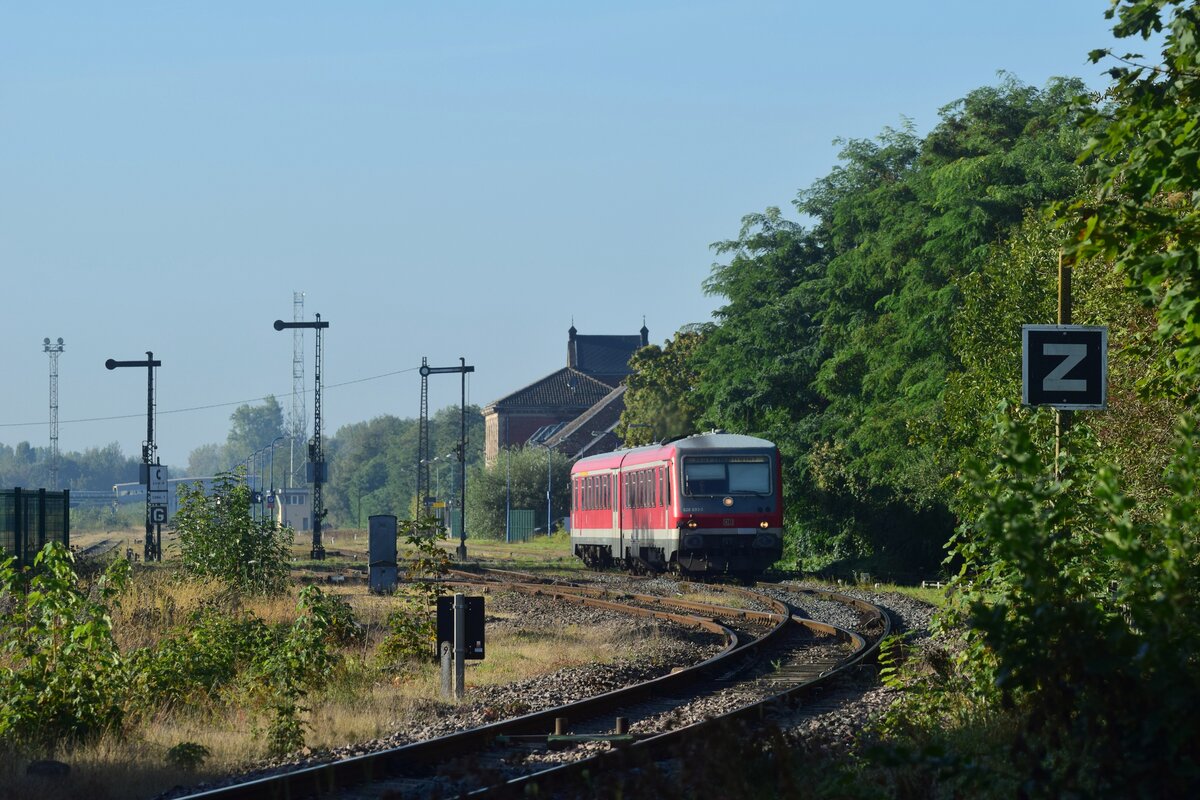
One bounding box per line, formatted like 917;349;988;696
611;472;622;562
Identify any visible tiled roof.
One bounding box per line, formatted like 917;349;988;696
485;368;615;411
544;385;626;459
573;335;643;377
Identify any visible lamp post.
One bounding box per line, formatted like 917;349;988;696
268;435;285;524
537;443;553;536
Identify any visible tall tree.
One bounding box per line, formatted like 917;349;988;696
1067;0;1200;396
618;329;706;446
225;396;286;465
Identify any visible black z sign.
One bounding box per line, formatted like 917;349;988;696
1022;325;1108;409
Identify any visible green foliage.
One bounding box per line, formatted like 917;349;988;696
377;518;450;665
128;585;354;757
0;440;140;492
324;406;484;527
225;396;286;465
127;605;274;712
619;329;706;445
258;585;349;755
172;469;294;595
949;210;1186;520
689;77;1090;573
0;543;130;753
466;446;572;539
916;410;1200;797
1066;0;1200;392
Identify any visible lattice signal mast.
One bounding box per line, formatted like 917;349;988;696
417;357;431;510
290;292;306;489
275;314;329;560
43;337;64;489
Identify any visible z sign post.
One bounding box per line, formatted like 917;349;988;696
1022;325;1108;409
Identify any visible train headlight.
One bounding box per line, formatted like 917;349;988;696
722;496;734;507
759;520;770;529
686;518;698;529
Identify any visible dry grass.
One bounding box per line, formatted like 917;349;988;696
4;542;641;800
674;584;754;610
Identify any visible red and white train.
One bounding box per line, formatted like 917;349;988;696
569;432;784;576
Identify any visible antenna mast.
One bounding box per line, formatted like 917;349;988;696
43;337;64;489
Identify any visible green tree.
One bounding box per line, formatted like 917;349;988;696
466;446;572;539
618;329;706;445
187;442;228;477
948;210;1186;518
225;396;286;465
324;406;484;527
693;77;1089;571
926;411;1200;796
1067;0;1200;393
0;544;130;752
172;470;294;595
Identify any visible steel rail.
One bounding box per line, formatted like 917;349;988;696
175;577;793;800
468;587;890;799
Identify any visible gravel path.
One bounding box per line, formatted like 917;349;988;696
161;578;938;799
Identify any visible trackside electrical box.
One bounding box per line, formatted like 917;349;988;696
436;595;485;659
368;515;398;593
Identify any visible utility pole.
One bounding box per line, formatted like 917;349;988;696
1056;252;1073;479
105;352;163;561
275;315;329;559
419;358;475;559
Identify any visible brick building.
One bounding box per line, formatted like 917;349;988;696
482;324;647;465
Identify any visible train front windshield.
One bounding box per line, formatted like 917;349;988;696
682;455;772;496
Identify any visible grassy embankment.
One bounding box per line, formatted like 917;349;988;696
3;529;651;800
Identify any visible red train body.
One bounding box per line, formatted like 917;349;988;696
569;432;784;575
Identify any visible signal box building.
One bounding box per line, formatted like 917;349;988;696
270;487;312;531
482;325;647;466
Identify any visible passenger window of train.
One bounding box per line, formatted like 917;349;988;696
728;459;771;494
683;461;727;495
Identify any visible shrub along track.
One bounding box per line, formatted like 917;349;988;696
175;571;888;800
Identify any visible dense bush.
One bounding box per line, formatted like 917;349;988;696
875;411;1200;797
172;469;294;595
0;543;129;753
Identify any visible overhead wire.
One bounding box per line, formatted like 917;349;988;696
0;366;422;430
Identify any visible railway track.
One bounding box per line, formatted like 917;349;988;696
74;537;121;559
177;572;889;800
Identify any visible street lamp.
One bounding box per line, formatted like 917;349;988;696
535;442;554;536
268;435;286;524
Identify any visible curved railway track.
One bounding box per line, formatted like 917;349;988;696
177;572;890;800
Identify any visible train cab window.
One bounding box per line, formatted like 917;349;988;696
683;456;772;496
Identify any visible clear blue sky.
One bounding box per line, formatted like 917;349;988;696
1;1;1124;469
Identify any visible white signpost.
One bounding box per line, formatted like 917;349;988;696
148;464;169;525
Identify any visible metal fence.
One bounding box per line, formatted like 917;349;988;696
507;509;535;543
0;488;71;568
